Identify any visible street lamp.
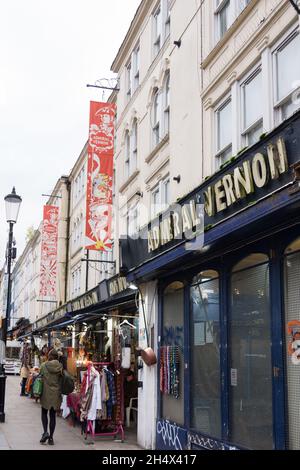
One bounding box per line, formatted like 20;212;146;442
0;187;22;423
289;0;300;14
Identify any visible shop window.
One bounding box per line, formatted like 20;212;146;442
284;237;300;449
161;281;184;426
229;254;273;449
190;270;221;438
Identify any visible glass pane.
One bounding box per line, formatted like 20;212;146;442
216;145;232;169
277;33;300;102
191;275;221;437
247;121;263;146
244;71;262;129
281;97;300;121
285;238;300;255
233;253;269;273
284;250;300;449
162;282;184;426
230;261;273;449
219;2;229;38
217;100;232;151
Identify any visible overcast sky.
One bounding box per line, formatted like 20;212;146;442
0;0;140;266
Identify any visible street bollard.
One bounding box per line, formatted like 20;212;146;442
0;373;7;423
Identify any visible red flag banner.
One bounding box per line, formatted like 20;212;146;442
40;205;59;297
85;101;116;251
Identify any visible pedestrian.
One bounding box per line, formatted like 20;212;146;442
20;341;31;396
20;363;29;396
39;348;63;445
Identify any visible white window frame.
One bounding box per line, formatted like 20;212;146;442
151;176;170;219
124;122;138;181
215;96;232;169
132;45;140;93
125;131;130;179
240;65;263;147
163;72;170;137
272;26;300;126
126;60;132;102
153;0;170;59
131;120;138;174
152;88;161;148
214;0;250;43
127;204;139;237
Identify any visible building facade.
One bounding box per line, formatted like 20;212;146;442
114;0;300;451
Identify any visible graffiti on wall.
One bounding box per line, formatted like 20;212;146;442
156;420;187;451
187;432;239;451
162;326;184;349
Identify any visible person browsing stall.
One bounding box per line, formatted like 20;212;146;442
39;349;63;445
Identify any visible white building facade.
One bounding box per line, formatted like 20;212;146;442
112;0;300;451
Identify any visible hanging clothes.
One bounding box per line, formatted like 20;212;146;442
105;369;117;419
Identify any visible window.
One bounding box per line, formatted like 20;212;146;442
152;89;161;147
125;131;130;179
229;253;273;450
273;29;300;123
151;177;170;219
161;282;184;426
127;204;139;238
215;0;230;40
153;0;170;58
124;122;138;180
284;238;300;450
163;72;170;136
126;61;132;102
215;98;232;168
215;0;250;42
241;68;263;146
151;73;170;149
191;270;221;437
132;46;140;93
131;120;138;174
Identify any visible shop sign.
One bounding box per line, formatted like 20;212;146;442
70;289;99;312
121;114;300;271
108;276;129;297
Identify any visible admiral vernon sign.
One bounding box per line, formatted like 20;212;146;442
121;112;300;271
147;137;288;253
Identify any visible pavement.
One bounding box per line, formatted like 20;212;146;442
0;375;140;451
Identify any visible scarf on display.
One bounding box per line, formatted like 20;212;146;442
160;346;180;399
79;369;96;422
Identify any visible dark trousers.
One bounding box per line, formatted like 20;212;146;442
41;407;56;437
20;378;27;395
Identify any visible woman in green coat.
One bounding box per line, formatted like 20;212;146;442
39;349;63;445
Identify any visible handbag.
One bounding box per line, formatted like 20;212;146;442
33;376;43;398
61;370;75;395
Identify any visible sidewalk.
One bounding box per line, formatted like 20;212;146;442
0;375;140;451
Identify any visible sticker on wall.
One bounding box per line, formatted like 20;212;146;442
231;368;237;387
287;321;300;365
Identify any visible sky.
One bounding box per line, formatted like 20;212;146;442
0;0;141;266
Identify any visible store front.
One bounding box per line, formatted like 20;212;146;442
32;275;139;440
121;111;300;450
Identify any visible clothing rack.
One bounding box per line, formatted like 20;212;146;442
84;361;125;442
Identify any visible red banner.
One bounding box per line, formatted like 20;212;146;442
40;205;59;297
85;101;116;251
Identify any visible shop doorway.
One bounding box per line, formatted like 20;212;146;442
228;253;273;450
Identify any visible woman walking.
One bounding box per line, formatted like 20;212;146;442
39;349;62;445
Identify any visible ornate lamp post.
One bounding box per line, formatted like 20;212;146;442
0;187;22;423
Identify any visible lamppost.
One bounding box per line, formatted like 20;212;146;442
0;187;22;423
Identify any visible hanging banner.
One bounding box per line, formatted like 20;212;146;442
85;101;116;251
39;205;59;297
